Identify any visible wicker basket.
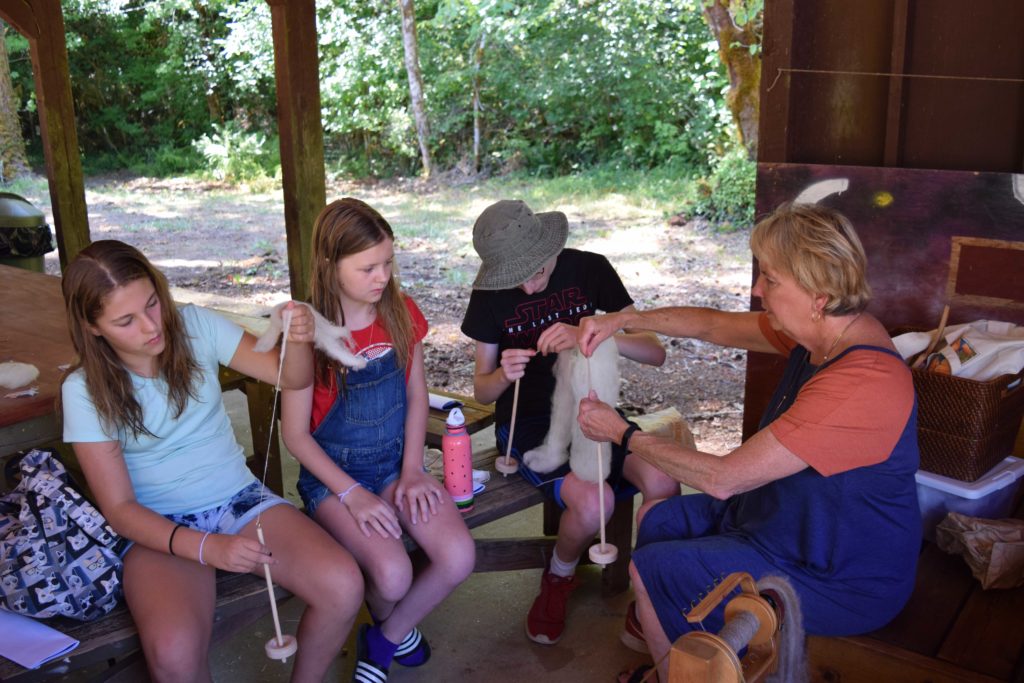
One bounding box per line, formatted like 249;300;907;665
913;367;1024;481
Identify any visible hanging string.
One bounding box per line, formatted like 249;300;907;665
766;66;1024;93
253;306;296;661
255;306;292;525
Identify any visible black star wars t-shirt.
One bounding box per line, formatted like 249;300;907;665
460;248;633;425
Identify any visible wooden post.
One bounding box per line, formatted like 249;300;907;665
0;0;91;269
266;0;326;302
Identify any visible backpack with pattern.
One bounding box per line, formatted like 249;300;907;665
0;449;126;620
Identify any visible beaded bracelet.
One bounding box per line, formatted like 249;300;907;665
198;531;212;566
337;482;361;504
168;523;185;556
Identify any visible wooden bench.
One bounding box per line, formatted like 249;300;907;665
0;573;285;682
423;400;694;598
1;330;686;681
807;490;1024;682
0;310;287;681
422;388;636;596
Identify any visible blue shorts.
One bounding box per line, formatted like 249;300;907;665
495;414;638;508
164;481;292;534
297;436;404;517
121;482;291;558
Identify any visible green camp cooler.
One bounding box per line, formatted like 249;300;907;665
0;192;54;272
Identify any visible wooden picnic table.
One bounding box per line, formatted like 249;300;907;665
0;265;75;458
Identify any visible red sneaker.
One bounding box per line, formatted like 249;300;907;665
620;600;649;654
525;570;578;645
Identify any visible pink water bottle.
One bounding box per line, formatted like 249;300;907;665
442;407;474;513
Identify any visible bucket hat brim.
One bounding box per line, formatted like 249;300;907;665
472;210;568;290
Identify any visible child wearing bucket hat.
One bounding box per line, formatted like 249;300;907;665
461;199;680;645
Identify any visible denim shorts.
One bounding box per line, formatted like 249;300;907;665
164;481;292;534
298;437;403;517
120;482;291;558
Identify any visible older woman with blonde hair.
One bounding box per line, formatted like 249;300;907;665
577;202;921;683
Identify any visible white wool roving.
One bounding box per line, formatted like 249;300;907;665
0;361;40;389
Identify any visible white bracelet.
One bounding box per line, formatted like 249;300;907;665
198;531;212;566
337;482;361;504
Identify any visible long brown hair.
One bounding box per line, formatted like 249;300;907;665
309;198;414;384
61;240;200;438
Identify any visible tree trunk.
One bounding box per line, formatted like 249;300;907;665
471;33;485;174
398;0;432;177
703;1;761;159
0;22;30;181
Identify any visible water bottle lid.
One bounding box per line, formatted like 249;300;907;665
446;407;466;427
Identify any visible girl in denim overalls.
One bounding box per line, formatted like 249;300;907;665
281;198;474;682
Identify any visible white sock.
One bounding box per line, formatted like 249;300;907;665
549;550;578;578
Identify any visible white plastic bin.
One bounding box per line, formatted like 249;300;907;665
916;455;1024;542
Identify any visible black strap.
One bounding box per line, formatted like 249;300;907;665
620;423;641;452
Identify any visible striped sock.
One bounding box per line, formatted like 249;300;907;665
394;627;431;666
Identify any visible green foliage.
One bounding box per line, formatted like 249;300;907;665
193;121;277;182
416;0;730;173
683;146;755;228
5;0;742;179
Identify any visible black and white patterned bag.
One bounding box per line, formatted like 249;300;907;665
0;449;125;621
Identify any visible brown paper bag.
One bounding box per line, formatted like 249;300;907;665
935;512;1024;589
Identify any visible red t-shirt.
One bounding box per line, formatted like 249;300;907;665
310;296;428;431
757;313;915;476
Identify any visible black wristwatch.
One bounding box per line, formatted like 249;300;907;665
619;423;641;452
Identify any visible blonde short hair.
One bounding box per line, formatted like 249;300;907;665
750;202;872;315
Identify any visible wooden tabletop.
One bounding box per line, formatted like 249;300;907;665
0;266;74;456
425;387;495;447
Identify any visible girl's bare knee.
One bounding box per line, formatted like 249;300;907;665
442;535;476;585
142;629;207;681
367;559;413;604
324;559;366;615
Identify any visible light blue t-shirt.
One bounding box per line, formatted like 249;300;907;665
62;305;255;515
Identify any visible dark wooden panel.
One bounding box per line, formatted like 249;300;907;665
952;241;1024;304
760;1;1024;173
747;163;1024;438
473;538;554;572
900;0;1024;172
808;635;1005;683
938;581;1024;681
758;0;794;162
868;544;976;656
786;1;895;166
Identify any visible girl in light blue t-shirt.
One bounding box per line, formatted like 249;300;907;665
61;240;363;682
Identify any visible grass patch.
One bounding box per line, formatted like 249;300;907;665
1;175;50;207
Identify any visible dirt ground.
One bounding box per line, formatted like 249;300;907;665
40;174;753;453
